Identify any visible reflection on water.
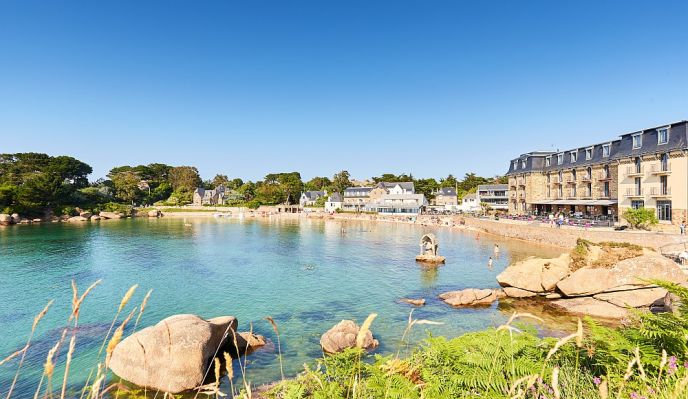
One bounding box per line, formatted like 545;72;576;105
0;217;563;395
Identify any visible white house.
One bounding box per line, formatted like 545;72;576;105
300;190;327;207
365;193;427;215
460;193;480;213
325;192;343;212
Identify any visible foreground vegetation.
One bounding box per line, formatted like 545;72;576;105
3;280;688;399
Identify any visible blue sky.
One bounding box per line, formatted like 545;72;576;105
1;1;687;181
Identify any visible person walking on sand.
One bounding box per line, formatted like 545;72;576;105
681;220;686;235
558;213;564;228
487;256;493;269
494;244;500;254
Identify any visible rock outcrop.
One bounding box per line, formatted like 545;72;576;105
320;320;378;354
0;214;12;226
497;254;570;293
557;251;686;297
148;209;162;218
109;314;237;393
99;211;123;219
79;211;92;218
68;216;89;222
440;288;504;306
400;298;425;306
550;297;629;319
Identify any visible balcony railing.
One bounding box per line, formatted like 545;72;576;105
565;178;577;185
551;177;563;185
625;188;644;197
650;164;671;175
598;172;612;181
649;186;671;197
580;174;592;182
626;166;644;177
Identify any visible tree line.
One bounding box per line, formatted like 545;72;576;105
0;152;505;215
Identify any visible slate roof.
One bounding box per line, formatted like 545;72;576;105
506;121;688;175
437;187;457;196
327;192;343;202
477;184;508;192
302;191;326;200
344;187;373;196
376;181;415;191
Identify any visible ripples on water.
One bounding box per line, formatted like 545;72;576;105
0;217;563;396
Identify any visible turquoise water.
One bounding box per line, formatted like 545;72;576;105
0;217;561;396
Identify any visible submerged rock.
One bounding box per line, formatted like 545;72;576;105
503;287;538;298
400;298;426;306
109;314;237;393
148;209;162;217
320;320;378;354
439;288;504;306
68;216;89;222
550;297;628;319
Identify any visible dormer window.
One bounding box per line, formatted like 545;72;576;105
585;147;593;160
602;144;610;157
632;133;643;149
657;127;669;145
570;151;577;163
545;157;551;167
513;161;517;170
521;160;526;169
557;153;564;165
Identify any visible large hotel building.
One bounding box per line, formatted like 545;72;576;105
506;121;688;224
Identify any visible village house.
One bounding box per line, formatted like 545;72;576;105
432;187;458;208
325;192;343;212
506;120;688;224
343;187;373;211
364;193;428;215
476;184;509;211
192;185;227;206
299;190;327;207
460;193;480;213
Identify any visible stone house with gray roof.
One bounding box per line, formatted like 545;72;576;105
193;185;227;206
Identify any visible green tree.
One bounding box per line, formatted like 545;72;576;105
229;178;244;190
439;174;458;188
305;176;332;191
238;181;256;201
331;170;352;194
414;178;439;200
169;166;202;192
110;171;141;204
212;174;230;188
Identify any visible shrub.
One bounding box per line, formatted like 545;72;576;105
623;207;658;230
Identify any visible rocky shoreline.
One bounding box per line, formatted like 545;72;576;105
437;240;687;320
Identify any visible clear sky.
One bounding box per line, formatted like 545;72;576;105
1;1;687;182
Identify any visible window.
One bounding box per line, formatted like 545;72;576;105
587;183;592;197
557;153;563;165
631;200;645;209
558;185;563;198
604;165;610;179
634;157;641;173
661;153;669;171
657;127;669;145
632;133;643;149
635;177;642;195
657;200;672;221
586;167;592;179
572;169;577;181
603;182;609;197
521;160;526;169
558;170;563;182
585;147;593;160
602;144;610;157
570;151;577;163
513;161;517;170
571;186;577;197
660;175;668;195
547;173;551;183
545;157;551;167
547;186;551;198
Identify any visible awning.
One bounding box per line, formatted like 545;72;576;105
530;199;618;206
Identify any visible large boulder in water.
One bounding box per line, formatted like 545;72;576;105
557;251;685;297
109;314;237;393
99;211;123;219
320;320;378;354
497;254;570;293
0;214;12;226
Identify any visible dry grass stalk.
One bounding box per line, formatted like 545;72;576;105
551;366;561;399
545;321;584;361
356;313;377;349
265;317;284;381
0;346;27;367
134;289;154;331
223;352;235;398
508;374;538;398
70;279;102;323
5;300;54;399
599;379;608;399
60;335;76;399
106;309;135;368
118;284;139;312
633;346;647;380
658;349;668;384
